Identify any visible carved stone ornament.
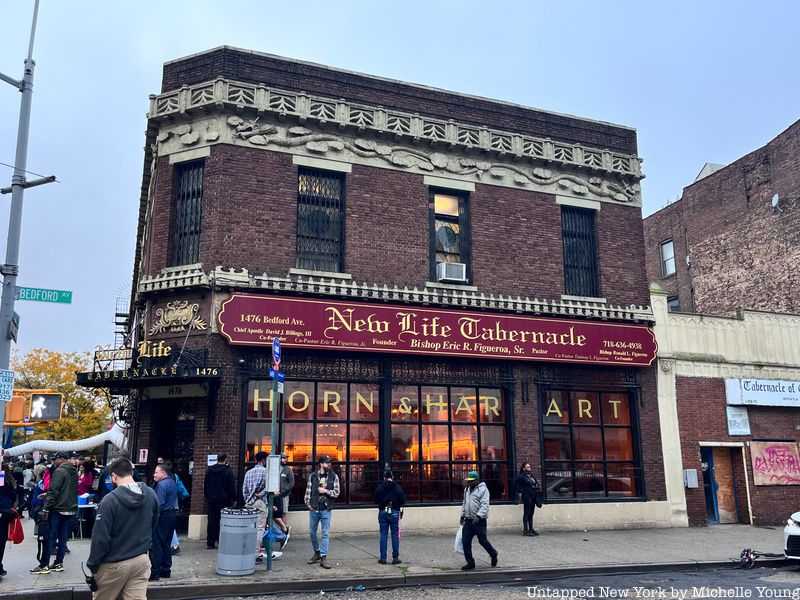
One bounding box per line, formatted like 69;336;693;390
659;359;675;374
148;300;208;335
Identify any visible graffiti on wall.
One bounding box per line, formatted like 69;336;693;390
750;441;800;485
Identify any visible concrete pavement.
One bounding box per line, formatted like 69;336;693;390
0;516;787;599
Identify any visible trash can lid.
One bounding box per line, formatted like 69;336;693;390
221;507;259;516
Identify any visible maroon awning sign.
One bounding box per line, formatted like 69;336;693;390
218;294;657;367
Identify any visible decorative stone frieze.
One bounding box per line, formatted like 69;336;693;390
149;79;643;205
137;265;655;324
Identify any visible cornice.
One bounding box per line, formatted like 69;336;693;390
137;266;655;324
148;78;643;205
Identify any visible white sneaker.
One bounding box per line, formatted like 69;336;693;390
271;551;283;559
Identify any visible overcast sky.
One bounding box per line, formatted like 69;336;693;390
1;1;798;358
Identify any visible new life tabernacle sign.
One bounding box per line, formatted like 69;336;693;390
218;294;657;367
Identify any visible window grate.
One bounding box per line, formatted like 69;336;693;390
562;206;599;297
171;160;204;266
297;168;344;272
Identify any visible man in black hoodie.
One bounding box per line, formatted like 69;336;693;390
87;457;159;600
373;470;406;565
203;452;236;549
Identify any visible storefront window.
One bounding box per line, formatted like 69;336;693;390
542;389;640;499
246;379;510;505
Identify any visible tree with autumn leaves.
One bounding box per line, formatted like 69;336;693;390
10;348;112;446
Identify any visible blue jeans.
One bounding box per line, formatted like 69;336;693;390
46;512;73;565
263;522;286;547
308;509;332;557
150;508;176;576
378;510;400;561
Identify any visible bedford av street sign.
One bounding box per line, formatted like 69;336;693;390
17;287;72;304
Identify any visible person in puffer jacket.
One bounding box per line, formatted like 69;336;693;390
458;470;498;571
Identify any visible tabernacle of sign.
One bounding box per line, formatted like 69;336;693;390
218;294;657;367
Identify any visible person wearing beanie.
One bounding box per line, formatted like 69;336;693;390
373;470;406;565
304;454;339;569
459;470;498;571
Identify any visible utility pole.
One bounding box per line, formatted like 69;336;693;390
0;0;55;452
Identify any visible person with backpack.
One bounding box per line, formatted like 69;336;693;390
373;470;406;565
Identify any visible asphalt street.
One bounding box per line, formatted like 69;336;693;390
209;566;800;600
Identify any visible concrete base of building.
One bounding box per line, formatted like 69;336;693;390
186;501;674;539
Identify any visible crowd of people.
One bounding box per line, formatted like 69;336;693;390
1;449;545;596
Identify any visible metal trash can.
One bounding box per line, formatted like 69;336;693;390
216;507;258;576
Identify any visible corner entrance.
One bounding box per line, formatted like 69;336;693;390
152;399;196;533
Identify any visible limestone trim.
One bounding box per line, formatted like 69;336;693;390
556;195;602;211
292;155;352;173
136;266;655;324
168;147;211;164
423;176;476;192
148;78;643;205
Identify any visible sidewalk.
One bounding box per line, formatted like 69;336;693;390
1;517;786;599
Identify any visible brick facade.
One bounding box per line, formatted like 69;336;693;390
675;376;797;526
124;48;667;528
644;119;800;315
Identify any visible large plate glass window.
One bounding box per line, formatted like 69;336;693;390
542;389;640;499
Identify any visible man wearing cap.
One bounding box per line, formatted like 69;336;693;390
30;451;78;574
304;454;339;569
459;470;498;571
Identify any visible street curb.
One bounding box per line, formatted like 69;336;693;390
3;559;787;600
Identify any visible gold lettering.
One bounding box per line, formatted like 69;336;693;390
608;399;622;420
454;395;473;416
288;390;310;413
355;391;375;414
578;398;592;419
481;395;500;417
253;388;273;413
424;393;447;414
398;397;412;414
322;390;342;415
545;398;563;418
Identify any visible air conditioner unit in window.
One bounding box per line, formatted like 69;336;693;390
436;261;467;283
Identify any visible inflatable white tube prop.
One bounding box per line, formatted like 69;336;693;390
3;423;127;457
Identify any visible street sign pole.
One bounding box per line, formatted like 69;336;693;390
266;337;281;571
0;1;54;453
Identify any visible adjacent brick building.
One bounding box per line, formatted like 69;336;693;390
646;120;800;527
79;46;670;537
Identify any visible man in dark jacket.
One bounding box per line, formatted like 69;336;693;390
31;451;78;573
149;463;178;581
87;457;159;600
203;452;236;549
373;470;406;565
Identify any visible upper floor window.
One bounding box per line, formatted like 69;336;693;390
667;296;681;312
296;168;345;273
561;206;599;297
660;240;676;277
430;191;470;283
170;160;204;266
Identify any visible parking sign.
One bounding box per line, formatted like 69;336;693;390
0;369;14;402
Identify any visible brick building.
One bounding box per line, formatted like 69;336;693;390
79;47;669;537
644;119;800;315
646;120;800;527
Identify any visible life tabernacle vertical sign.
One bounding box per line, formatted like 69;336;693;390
218;294;657;367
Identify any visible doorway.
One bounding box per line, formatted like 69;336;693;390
701;446;738;525
152;399;196;533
